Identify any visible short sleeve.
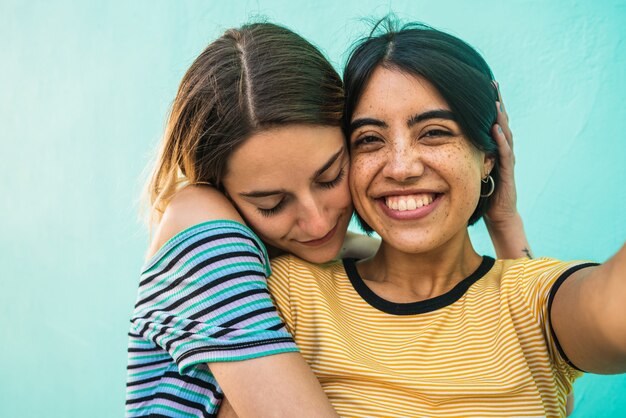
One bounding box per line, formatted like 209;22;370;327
267;255;295;335
508;257;597;379
129;220;298;375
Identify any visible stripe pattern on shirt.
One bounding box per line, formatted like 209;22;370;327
268;254;590;418
126;220;298;417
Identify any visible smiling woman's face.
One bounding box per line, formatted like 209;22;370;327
222;124;353;263
348;67;494;254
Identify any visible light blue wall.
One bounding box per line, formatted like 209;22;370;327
1;0;624;416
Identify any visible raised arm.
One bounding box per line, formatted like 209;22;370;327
149;185;337;418
483;84;534;260
484;85;576;415
551;242;626;374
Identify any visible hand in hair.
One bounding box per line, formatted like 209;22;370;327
483;83;533;260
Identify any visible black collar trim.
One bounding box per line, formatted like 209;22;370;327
343;256;495;316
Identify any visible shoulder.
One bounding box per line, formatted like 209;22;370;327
498;257;585;280
148;185;245;258
269;254;343;288
496;257;563;286
496;257;596;302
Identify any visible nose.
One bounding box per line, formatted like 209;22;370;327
296;193;332;239
382;140;424;182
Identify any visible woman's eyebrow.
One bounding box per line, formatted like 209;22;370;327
350;110;455;133
407;109;455;127
239;189;284;198
312;147;344;179
349;118;387;133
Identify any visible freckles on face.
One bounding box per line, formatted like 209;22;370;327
347;67;490;252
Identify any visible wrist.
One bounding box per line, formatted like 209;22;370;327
484;211;523;234
485;212;533;259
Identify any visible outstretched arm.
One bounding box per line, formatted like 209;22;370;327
551;242;626;374
484;83;534;260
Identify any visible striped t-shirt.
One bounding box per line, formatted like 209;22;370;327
126;220;298;417
268;254;595;417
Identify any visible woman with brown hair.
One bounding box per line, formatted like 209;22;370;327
126;21;527;417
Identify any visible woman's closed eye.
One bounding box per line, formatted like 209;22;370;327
255;158;346;217
318;167;346;189
256;168;344;216
257;198;287;217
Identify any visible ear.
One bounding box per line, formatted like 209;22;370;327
482;154;495;178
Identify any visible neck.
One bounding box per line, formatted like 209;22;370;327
357;229;483;301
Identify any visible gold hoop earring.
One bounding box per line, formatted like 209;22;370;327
481;175;495;198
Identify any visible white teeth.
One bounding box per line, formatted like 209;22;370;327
384;194;436;211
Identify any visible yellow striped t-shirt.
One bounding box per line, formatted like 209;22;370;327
267;255;593;417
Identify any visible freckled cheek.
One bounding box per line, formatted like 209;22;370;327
427;150;479;213
350;154;380;178
449;156;483;208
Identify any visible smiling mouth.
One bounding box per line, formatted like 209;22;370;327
299;222;339;247
375;192;442;220
383;193;438;211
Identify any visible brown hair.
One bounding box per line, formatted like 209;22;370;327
147;22;344;223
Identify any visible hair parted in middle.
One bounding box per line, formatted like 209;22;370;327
343;17;500;232
148;22;345;223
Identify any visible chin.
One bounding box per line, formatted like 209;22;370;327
384;223;471;255
377;229;441;254
386;240;432;255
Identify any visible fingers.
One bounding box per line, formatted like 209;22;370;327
496;101;512;147
492;81;513;149
492;123;514;166
493;80;506;114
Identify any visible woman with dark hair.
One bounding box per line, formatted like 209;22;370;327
265;21;626;417
126;21;529;418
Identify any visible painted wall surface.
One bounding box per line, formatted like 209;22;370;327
1;0;625;416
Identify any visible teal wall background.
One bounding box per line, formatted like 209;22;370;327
1;0;625;416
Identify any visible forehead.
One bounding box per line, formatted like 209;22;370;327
353;67;449;119
224;124;345;189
